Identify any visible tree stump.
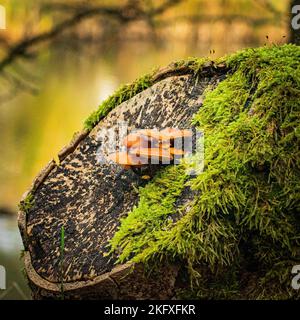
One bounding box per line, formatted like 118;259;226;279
18;65;226;299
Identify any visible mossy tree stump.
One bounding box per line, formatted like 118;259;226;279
19;45;300;300
18;63;226;299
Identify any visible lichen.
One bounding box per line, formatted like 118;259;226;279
109;44;300;299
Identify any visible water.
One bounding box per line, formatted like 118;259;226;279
0;38;270;299
0;215;31;299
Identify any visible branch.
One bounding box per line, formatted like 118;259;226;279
0;6;125;72
2;70;39;95
0;0;182;74
150;0;182;16
156;13;281;28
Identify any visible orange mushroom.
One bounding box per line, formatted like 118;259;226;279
107;151;147;169
159;128;192;140
107;127;191;174
132;147;173;163
136;129;162;140
169;147;185;155
122;133;147;149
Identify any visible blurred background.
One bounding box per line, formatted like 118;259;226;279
0;0;296;299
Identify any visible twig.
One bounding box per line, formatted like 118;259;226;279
156;13;280;28
2;70;39;95
0;282;29;300
12;282;29;300
0;0;182;76
0;6;124;72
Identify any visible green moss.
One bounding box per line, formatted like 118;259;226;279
110;165;188;263
18;193;34;212
109;44;300;299
171;57;211;74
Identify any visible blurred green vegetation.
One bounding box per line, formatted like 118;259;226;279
1;0;290;44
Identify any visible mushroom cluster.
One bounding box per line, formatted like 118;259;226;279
107;128;192;176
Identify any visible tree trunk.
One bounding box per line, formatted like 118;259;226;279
18;63;227;300
290;0;300;44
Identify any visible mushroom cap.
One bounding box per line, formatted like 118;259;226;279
123;131;160;149
169;147;185;155
129;140;169;151
159;128;192;140
122;133;150;149
135;129;162;141
120;128;190;166
123;128;192;147
107;151;147;168
132;147;173;161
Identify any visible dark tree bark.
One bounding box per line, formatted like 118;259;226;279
290;0;300;44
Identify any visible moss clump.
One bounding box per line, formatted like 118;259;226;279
18;193;34;213
110;165;188;263
84;57;210;131
171;57;211;74
110;44;300;299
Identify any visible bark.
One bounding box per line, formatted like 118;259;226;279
18;64;227;300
